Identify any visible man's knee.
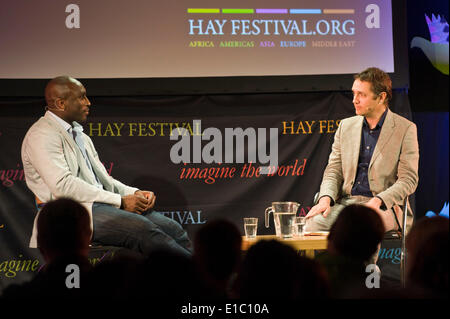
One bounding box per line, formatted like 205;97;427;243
145;212;188;238
306;214;331;232
306;208;341;232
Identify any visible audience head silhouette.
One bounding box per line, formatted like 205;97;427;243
237;240;329;299
37;197;92;262
194;220;242;276
406;216;449;297
138;249;201;299
0;198;93;300
193;219;243;298
327;204;384;262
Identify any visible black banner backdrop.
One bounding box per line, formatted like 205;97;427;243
0;90;412;290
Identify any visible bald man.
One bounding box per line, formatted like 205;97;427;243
21;76;192;257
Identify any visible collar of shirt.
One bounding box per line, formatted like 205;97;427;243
46;110;83;134
46;110;72;132
363;107;388;130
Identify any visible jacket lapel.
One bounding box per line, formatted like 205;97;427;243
78;129;111;189
43;113;78;154
370;109;395;168
347;116;363;183
43;113;94;183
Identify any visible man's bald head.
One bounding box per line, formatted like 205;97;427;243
44;76;91;124
45;76;82;108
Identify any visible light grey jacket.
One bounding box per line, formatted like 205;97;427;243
319;109;419;212
21;112;138;248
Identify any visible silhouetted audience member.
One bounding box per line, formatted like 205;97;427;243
133;249;202;299
406;216;449;298
316;204;384;298
236;240;329;299
1;198;93;299
84;253;144;300
193;219;242;299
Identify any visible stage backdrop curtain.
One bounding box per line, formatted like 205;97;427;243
0;90;412;290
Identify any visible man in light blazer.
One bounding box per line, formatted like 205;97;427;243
21;76;192;257
306;67;419;234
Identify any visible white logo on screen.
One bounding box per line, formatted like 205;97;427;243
66;4;80;29
366;4;381;29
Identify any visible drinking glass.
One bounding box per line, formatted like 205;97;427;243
294;217;306;237
244;217;258;239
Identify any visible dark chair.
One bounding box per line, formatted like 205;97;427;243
382;195;414;287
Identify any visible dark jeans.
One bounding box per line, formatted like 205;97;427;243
91;203;192;258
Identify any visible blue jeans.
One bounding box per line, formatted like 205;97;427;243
91;203;192;258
